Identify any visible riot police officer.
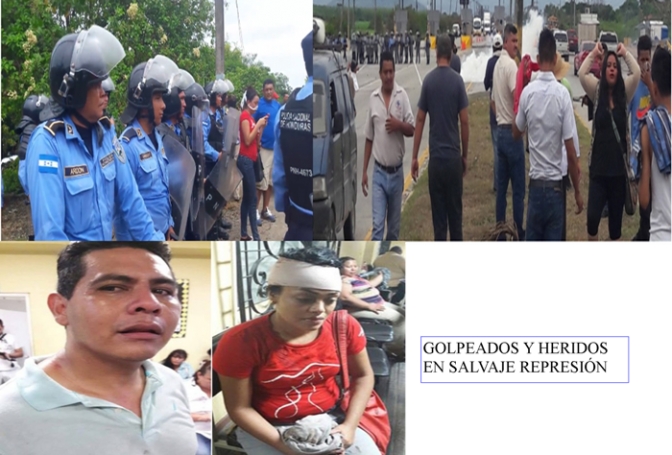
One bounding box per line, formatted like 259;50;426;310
205;79;228;176
16;94;49;196
408;30;414;63
25;25;164;240
404;32;409;63
415;31;421;63
115;56;179;241
273;26;314;240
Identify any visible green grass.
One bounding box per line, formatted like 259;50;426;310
400;92;639;241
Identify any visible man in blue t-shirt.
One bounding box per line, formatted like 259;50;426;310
630;35;654;240
254;78;282;226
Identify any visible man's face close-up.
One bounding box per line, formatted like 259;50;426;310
60;248;181;364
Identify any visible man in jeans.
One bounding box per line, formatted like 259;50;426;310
412;34;469;241
513;29;584;240
255;79;281;226
484;34;503;192
362;50;415;240
492;24;525;240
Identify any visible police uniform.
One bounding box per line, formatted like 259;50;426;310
114;120;173;240
17;122;38;196
201;112;221;167
273;83;313;241
273;31;313;240
415;32;421;63
25;115;164;240
408;32;414;63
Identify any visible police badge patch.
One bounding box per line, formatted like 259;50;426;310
113;136;126;164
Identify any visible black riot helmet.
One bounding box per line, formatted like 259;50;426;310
184;82;209;114
162;69;195;121
120;55;179;125
48;25;125;112
22;95;50;124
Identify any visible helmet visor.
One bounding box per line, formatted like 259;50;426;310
171;69;196;91
71;25;125;78
101;77;115;93
143;55;180;92
212;79;228;94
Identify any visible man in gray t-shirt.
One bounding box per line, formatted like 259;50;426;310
412;34;469;240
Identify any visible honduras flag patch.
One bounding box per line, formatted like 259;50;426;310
38;155;59;174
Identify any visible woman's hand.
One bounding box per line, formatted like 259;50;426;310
616;43;627;58
592;42;604;59
257;116;268;128
370;303;386;314
331;421;358;449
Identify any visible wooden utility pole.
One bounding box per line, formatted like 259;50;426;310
374;0;377;33
215;0;225;78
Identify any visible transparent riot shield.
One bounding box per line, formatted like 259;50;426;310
162;132;195;240
190;104;207;239
198;107;242;233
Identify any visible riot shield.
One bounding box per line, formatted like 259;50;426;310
162;131;195;240
190;105;207;239
198;107;242;233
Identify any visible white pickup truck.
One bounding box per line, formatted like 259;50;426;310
553;30;570;61
599;31;619;53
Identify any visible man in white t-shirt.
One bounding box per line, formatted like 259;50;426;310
0;319;23;384
513;29;583;240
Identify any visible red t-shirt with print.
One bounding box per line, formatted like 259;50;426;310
213;311;366;425
238;110;258;161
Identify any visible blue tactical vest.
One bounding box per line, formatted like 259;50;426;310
279;88;312;225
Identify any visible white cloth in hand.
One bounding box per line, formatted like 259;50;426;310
277;413;343;454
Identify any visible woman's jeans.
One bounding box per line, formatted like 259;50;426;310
237;155;260;240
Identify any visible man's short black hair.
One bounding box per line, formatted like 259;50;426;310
380;50;395;72
637;35;652;56
263;78;274;89
651;46;671;97
390;246;403;254
538;28;557;64
504;24;518;42
57;242;173;300
436;34;453;61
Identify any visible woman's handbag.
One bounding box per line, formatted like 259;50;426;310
332;310;391;455
253;154;264;183
609;110;638;216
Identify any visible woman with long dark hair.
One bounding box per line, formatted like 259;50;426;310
161;349;194;380
213;247;384;455
238;86;268;240
579;43;640;240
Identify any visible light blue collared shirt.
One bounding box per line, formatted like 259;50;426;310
273;76;313;215
0;356;197;455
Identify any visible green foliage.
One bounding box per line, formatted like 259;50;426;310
1;0;292;158
2;159;22;195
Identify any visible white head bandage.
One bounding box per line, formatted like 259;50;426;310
268;258;342;292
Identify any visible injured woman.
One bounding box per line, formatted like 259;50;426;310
213;247;388;455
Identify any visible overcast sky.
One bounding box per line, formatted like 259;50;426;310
224;0;312;89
